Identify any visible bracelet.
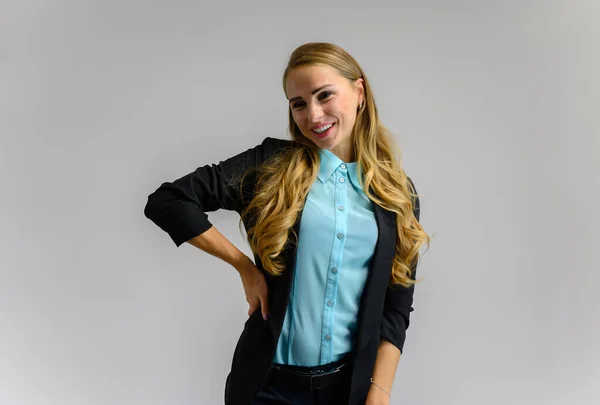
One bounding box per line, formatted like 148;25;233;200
370;378;391;397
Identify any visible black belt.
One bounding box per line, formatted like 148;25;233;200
268;360;352;391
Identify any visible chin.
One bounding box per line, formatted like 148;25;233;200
309;136;333;149
306;130;341;149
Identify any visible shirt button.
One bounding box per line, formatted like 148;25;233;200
340;164;347;170
324;335;331;341
327;300;334;306
339;177;345;183
337;205;344;211
336;233;344;239
331;267;338;273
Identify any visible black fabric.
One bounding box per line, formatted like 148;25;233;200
379;176;420;354
269;355;353;391
251;368;351;405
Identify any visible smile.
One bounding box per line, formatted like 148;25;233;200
311;123;335;138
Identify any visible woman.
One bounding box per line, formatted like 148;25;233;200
144;42;430;405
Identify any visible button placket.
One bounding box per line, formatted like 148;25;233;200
320;167;349;365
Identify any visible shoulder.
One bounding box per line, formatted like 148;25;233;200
405;175;420;221
406;176;417;193
260;136;297;152
257;136;299;162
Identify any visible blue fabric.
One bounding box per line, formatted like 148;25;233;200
273;148;378;366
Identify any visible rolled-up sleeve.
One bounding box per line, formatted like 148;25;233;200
144;137;288;247
380;176;421;353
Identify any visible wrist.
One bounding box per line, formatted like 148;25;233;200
370;378;392;397
367;383;391;405
233;255;254;276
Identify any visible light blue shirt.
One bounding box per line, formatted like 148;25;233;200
273;148;379;366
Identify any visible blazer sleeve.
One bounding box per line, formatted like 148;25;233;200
380;176;421;353
144;137;290;247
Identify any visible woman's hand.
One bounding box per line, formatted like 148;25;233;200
236;257;270;320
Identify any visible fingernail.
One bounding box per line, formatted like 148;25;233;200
263;313;269;320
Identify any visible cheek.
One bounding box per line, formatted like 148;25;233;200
291;112;306;130
328;100;351;120
291;112;302;125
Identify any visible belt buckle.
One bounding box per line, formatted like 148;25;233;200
309;367;339;390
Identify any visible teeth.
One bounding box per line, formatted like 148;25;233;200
313;124;333;133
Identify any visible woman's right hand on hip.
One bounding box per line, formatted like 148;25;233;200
237;258;270;321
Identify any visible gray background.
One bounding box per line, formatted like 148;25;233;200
1;1;599;404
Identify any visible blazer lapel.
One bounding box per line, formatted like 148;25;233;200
354;203;397;352
267;216;302;338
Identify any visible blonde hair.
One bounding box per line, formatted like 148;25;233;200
241;42;430;287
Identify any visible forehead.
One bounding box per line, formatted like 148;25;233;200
285;64;348;97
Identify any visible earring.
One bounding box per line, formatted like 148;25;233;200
358;101;363;110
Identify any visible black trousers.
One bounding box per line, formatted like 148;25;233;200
251;359;352;405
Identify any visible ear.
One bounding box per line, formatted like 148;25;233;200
354;77;365;104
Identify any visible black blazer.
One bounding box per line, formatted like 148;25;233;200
144;136;420;405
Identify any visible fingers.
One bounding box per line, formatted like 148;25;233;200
247;293;269;320
244;272;270;320
259;292;270;321
247;299;259;317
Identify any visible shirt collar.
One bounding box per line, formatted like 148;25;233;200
317;148;363;190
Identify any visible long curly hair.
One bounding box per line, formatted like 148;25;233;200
240;42;430;287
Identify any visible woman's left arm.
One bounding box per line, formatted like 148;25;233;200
365;339;400;405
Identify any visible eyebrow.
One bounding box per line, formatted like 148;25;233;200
288;84;334;104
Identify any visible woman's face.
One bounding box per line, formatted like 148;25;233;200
285;64;364;160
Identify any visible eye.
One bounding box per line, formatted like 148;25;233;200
292;101;306;110
291;91;333;110
319;91;333;100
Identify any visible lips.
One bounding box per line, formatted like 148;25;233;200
310;123;335;139
311;122;334;131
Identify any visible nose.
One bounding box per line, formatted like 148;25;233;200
307;102;324;123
